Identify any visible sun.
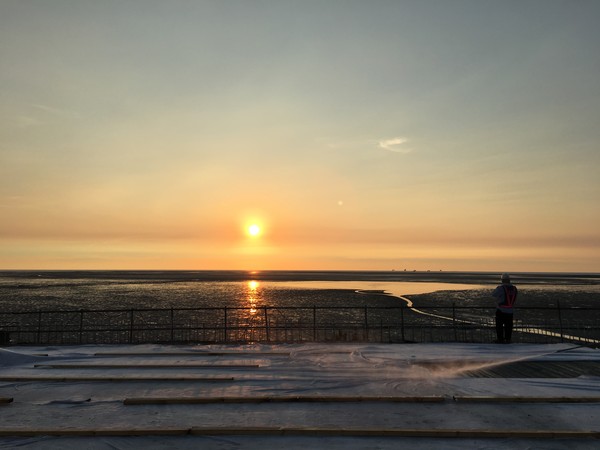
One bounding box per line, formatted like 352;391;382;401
248;224;261;237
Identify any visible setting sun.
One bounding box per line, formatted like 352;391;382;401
248;224;261;237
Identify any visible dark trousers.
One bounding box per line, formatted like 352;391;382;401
495;310;514;343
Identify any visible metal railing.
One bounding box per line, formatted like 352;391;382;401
1;304;599;347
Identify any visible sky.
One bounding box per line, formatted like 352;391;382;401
1;0;599;272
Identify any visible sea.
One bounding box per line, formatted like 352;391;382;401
1;270;599;313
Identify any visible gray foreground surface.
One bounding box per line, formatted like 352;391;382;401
1;342;600;449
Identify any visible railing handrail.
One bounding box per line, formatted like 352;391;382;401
3;304;600;315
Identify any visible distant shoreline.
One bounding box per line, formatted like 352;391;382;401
1;270;599;285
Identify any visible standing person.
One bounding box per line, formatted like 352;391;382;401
492;273;518;343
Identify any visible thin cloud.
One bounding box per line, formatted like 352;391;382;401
32;104;80;119
14;104;80;128
378;137;412;154
16;116;42;128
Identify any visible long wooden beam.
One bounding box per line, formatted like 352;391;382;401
191;427;600;438
0;427;599;438
0;376;234;382
94;352;290;357
33;364;259;369
124;396;446;405
454;396;600;403
124;395;600;405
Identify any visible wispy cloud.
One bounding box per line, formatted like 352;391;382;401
378;137;412;154
13;104;81;128
16;116;42;128
32;104;80;119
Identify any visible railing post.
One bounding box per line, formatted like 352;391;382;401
170;307;174;343
223;307;228;343
129;309;134;344
452;303;457;342
557;300;564;343
400;306;405;342
313;306;317;342
364;306;369;341
264;306;270;342
79;310;84;345
36;311;42;345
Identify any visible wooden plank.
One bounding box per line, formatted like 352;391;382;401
124;395;446;405
0;376;234;382
33;364;259;369
0;428;190;437
94;352;290;357
190;428;600;438
0;427;599;438
124;395;600;405
454;396;600;403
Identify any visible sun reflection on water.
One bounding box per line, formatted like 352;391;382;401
247;280;259;314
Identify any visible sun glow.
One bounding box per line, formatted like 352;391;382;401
248;224;261;237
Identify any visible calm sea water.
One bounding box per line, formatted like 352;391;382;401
0;270;598;312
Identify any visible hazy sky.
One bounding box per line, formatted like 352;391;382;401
1;0;599;272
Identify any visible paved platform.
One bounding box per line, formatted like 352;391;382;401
1;343;600;449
